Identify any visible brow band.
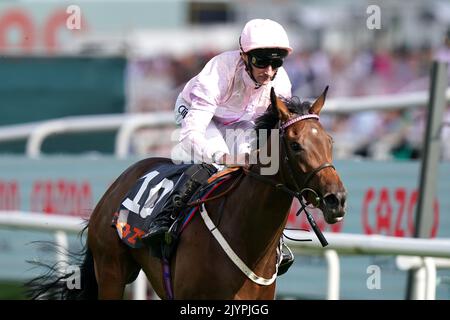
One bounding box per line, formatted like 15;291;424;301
281;114;319;130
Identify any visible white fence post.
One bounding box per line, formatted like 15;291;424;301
412;264;427;300
424;257;437;300
54;230;69;275
324;249;340;300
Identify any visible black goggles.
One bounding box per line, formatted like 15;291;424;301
250;55;284;69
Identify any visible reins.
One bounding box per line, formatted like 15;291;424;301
242;115;336;247
243;166;329;247
186;171;245;207
186;114;335;247
186;113;335;288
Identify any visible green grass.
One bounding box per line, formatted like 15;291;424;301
0;281;27;300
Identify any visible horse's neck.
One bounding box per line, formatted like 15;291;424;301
226;164;293;257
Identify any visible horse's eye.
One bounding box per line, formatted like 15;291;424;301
290;142;302;152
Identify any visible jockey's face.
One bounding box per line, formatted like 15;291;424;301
243;49;286;85
251;62;277;85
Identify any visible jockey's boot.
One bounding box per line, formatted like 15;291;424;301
141;163;217;248
277;238;295;276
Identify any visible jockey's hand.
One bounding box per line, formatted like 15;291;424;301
218;153;250;169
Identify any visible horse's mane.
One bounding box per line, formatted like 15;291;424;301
254;96;311;131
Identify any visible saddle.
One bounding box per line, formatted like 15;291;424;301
112;163;241;259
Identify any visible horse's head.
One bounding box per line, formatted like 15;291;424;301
262;87;347;224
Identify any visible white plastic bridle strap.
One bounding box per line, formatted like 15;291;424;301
199;204;277;286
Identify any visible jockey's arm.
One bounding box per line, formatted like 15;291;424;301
179;55;233;163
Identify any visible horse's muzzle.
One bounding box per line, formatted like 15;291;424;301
322;191;346;223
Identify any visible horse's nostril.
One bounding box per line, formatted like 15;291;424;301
324;194;339;208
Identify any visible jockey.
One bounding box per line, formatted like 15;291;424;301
142;19;295;275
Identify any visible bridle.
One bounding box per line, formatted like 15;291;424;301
280;114;335;204
192;113;335;286
244;113;336;246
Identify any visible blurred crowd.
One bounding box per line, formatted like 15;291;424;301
127;42;450;161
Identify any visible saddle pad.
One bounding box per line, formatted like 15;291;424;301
112;163;192;248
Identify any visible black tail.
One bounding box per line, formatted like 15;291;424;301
25;225;98;300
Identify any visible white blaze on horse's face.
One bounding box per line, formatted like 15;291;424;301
291;120;333;173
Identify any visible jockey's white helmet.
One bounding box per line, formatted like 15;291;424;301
240;19;293;54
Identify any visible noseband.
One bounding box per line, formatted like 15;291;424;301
245;113;336;246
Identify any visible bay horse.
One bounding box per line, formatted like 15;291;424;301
27;87;346;300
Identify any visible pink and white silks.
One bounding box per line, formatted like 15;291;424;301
172;50;292;164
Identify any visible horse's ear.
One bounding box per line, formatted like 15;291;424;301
310;86;329;115
270;87;290;121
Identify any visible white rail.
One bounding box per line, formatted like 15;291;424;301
0;211;146;300
323;87;450;113
114;112;174;159
396;256;450;300
1;212;450;300
0;112;175;159
286;231;450;258
285;231;450;300
0;211;84;233
0;89;449;158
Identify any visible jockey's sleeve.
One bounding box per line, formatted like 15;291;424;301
179;99;229;163
178;54;233;162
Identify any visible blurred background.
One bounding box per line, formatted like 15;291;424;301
0;0;449;300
